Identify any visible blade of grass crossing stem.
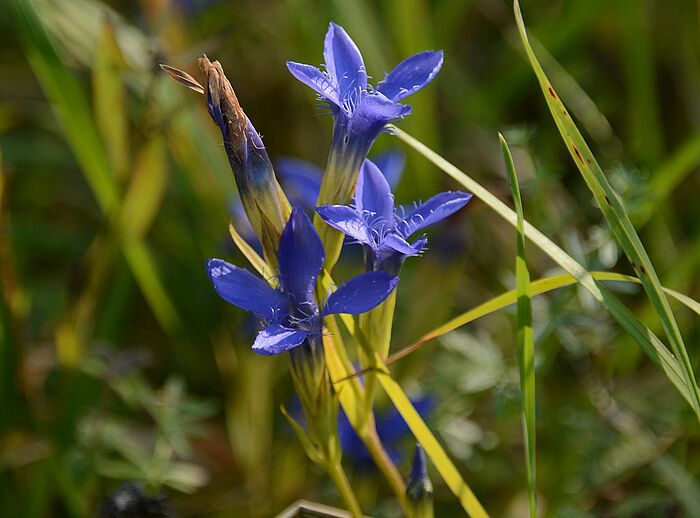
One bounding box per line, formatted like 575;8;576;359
387;126;700;418
388;271;696;405
375;364;489;518
513;0;700;414
500;135;536;517
400;272;700;352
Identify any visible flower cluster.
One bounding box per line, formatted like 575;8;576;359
164;20;467;516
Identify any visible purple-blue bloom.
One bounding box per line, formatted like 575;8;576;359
338;396;434;469
316;160;473;273
287;23;443;151
208;208;399;355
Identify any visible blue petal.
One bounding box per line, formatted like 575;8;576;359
207;259;286;320
373;149;405;190
286;61;341;107
323;22;367;103
350;92;411;138
275;157;322;209
355;160;395;224
382;233;424;257
377;50;444;102
278;208;324;305
401;192;473;237
347;92;412;147
315;205;371;244
252;323;309;355
323;271;399;315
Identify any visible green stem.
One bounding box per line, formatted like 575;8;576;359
360;426;410;515
326;461;363;518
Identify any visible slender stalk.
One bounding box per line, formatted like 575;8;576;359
326;461;363;518
359;426;410;514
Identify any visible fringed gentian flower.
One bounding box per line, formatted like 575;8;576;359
317;160;473;275
286;22;443;264
338;396;434;469
275;148;405;210
208;209;399;467
207;208;399;355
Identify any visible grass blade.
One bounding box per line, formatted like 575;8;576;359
500;135;536;516
12;0;118;214
388;125;699;417
513;0;700;415
12;0;183;343
396;271;699;359
92;17;129;180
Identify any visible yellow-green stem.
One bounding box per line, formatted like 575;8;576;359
326;461;363;518
359;426;410;515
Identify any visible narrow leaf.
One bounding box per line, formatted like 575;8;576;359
500;135;536;517
93;17;129;180
513;0;700;415
121;136;168;238
388;271;696;405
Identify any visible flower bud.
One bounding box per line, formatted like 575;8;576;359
407;443;434;518
197;56;291;268
288;334;341;464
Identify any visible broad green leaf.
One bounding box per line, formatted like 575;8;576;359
500;135;536;517
92;17;129;180
513;0;700;415
388;125;698;417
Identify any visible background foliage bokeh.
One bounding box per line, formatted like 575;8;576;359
1;0;699;516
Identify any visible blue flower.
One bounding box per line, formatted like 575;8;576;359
287;22;443;266
316;160;473;273
275;149;405;210
338;396;434;469
287;23;443;152
207;208;399;355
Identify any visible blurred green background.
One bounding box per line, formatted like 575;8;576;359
1;0;699;516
